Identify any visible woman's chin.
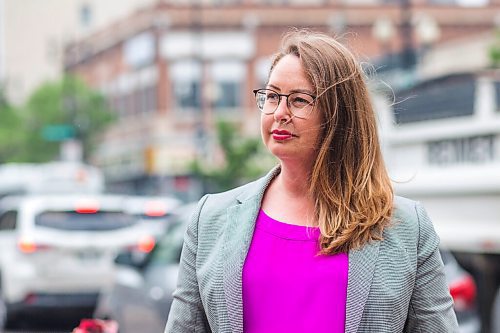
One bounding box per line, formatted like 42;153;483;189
268;147;300;163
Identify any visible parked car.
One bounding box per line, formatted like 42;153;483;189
0;194;156;329
94;203;194;333
441;249;481;333
124;196;182;238
94;204;480;333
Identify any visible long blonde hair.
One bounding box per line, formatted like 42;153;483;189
270;30;394;255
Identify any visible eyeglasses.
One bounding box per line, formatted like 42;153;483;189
253;88;316;119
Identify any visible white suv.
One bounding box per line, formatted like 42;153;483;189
0;194;155;328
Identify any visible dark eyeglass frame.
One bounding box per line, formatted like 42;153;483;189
253;88;317;119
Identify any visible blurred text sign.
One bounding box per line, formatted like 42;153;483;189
42;124;75;141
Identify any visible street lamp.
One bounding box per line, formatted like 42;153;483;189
372;17;396;66
399;0;420;71
415;14;441;63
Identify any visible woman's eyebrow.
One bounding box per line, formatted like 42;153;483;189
266;84;314;95
266;84;281;91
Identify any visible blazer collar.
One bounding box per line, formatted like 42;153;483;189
234;166;280;204
221;165;380;333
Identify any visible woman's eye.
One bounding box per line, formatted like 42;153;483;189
292;97;308;105
267;93;279;102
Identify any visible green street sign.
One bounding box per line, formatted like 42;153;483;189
42;124;76;141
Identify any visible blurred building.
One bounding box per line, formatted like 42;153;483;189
0;0;157;105
62;0;500;195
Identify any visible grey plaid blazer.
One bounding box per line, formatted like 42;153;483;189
165;168;459;333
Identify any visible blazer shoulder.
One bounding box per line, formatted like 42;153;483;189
392;196;435;230
392;195;420;231
388;196;439;250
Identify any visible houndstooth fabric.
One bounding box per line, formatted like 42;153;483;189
165;167;459;333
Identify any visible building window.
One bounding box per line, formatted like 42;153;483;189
210;60;245;111
171;60;202;111
393;74;475;124
213;82;240;108
79;3;92;28
124;32;155;69
175;81;201;109
255;57;272;88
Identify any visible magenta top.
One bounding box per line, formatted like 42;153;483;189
242;210;349;333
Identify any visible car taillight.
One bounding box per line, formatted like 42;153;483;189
449;275;476;311
144;201;167;217
73;319;119;333
17;238;51;253
137;235;156;253
75;199;100;214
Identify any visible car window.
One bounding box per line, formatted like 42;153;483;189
439;249;453;265
149;223;185;265
35;211;136;231
0;210;17;230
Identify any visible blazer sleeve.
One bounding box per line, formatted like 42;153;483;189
164;195;211;333
404;202;459;332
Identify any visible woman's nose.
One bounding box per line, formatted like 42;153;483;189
273;97;291;122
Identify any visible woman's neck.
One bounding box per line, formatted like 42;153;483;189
262;163;317;227
277;162;313;196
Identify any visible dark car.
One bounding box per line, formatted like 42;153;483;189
441;249;481;333
94;203;194;333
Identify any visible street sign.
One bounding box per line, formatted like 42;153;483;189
42;124;76;141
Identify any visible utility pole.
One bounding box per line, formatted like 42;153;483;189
400;0;416;70
191;1;208;160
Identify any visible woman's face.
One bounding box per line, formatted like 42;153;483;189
260;54;323;167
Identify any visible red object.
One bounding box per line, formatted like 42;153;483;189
17;238;51;253
449;275;477;311
74;199;100;214
272;129;293;141
137;235;156;253
144;200;168;217
72;319;119;333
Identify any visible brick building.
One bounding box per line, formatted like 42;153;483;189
63;0;500;197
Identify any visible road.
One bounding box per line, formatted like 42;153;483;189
4;316;77;333
6;331;68;333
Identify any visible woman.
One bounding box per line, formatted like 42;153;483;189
165;30;458;333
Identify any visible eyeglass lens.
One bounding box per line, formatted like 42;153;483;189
255;89;314;118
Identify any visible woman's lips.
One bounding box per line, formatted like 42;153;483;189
272;129;293;141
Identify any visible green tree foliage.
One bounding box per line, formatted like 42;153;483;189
0;89;25;162
490;29;500;68
191;120;276;193
0;75;115;163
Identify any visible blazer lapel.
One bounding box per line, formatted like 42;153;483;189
345;240;381;333
223;199;259;333
222;167;280;333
